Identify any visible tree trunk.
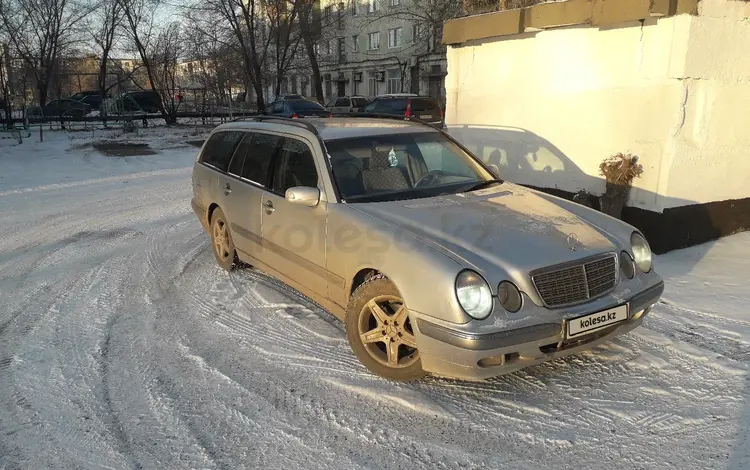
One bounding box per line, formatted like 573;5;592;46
302;34;324;103
299;6;324;103
599;182;630;220
37;79;47;107
98;58;109;123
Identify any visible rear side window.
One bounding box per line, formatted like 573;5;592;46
200;131;244;172
289;100;325;111
241;133;282;185
411;99;439;113
352;98;369;107
335;98;349;107
366;99;407;113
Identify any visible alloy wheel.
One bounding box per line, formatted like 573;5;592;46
357;295;419;368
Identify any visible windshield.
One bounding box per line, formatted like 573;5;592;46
326;132;497;203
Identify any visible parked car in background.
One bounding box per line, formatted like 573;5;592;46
27;99;91;118
191;115;664;382
69;91;99;101
78;94;106;111
364;95;444;129
265;99;331;118
274;93;305;101
326;96;370;114
116;91;162;113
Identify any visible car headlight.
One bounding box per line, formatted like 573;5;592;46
620;251;635;279
631;232;652;273
455;270;493;320
497;281;522;312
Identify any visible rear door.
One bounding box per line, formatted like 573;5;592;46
260;137;328;297
222;132;282;260
193;130;244;229
351;97;369;112
410;98;443;127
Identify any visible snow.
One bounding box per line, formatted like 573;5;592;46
1;128;749;469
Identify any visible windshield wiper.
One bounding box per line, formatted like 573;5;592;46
462;179;503;193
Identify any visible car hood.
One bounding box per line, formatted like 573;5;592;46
350;183;618;276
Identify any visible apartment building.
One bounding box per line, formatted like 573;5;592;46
311;0;447;104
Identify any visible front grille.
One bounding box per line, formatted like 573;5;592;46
531;253;618;308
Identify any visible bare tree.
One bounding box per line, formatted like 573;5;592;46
89;0;123;107
0;0;94;105
148;21;182;121
0;42;12;125
297;0;323;102
197;0;274;111
183;12;244;108
264;0;302;98
119;0;181;123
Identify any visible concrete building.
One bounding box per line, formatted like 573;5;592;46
310;0;447;104
442;0;750;254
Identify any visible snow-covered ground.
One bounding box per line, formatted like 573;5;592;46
0;128;748;469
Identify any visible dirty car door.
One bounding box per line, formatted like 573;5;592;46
260;137;328;297
223;132;282;261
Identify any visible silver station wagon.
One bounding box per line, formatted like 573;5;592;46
191;116;664;381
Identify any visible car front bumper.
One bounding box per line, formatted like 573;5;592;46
412;280;664;380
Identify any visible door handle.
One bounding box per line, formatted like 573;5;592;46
263;200;275;214
223;182;231;195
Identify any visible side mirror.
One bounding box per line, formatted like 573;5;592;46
285;186;320;207
488;164;501;177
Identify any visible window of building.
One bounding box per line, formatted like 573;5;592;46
351;0;357;14
389;0;399;6
368;32;380;50
352;35;359;52
368;72;377;96
324;5;332;18
327;39;334;55
388;27;402;48
412;24;421;43
367;0;377;13
386;69;401;94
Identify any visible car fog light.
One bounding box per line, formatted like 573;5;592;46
620;251;635;279
631;232;653;273
497;281;522;312
455;270;493;320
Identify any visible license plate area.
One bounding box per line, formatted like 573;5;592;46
566;304;629;338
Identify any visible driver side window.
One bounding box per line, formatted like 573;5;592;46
271;138;319;194
416;141;476;178
523;146;565;173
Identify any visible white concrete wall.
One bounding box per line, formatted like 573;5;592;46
445;0;750;212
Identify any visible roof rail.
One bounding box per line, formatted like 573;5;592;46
329;112;436;128
231;115;319;135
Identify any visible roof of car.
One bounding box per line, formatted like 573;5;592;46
215;116;438;141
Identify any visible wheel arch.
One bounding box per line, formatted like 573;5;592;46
207;202;220;225
349;268;385;298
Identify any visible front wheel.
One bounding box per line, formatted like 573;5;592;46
210;207;236;271
345;275;426;381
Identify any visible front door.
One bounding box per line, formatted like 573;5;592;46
337;81;346;97
261;137;328;297
221;132;281;261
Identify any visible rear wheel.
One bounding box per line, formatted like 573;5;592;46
210;207;236;271
345;275;426;381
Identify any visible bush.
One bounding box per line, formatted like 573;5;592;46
599;153;643;219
